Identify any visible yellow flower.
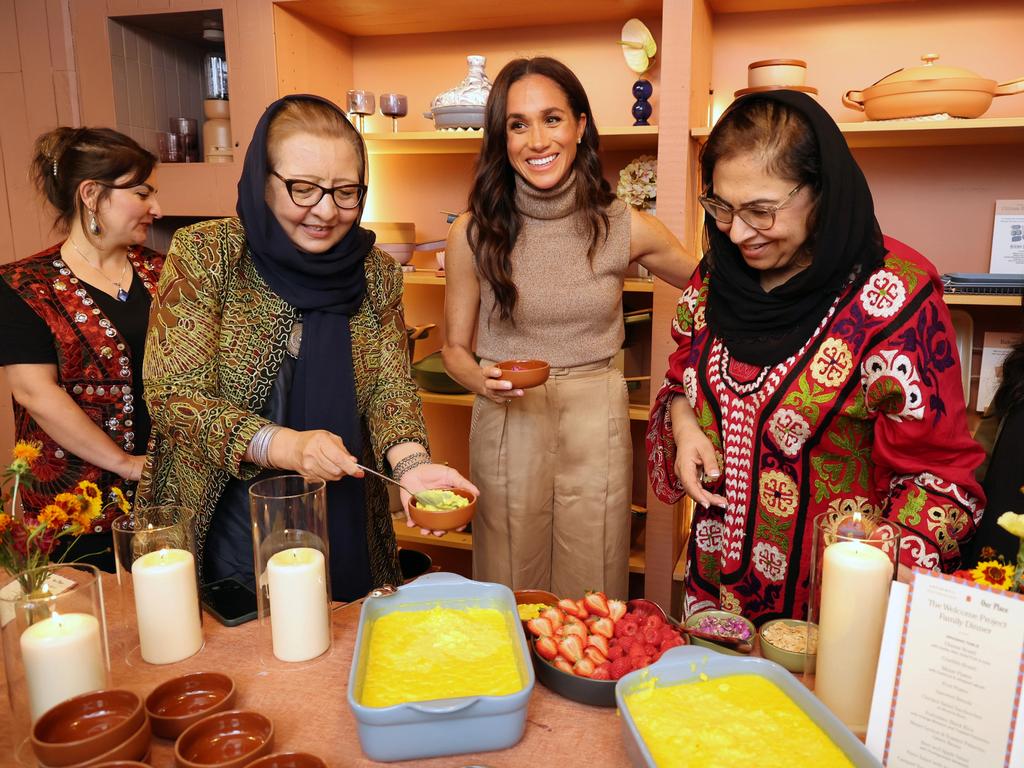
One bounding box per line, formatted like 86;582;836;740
38;504;69;531
76;481;103;518
70;509;96;530
969;560;1014;590
109;487;130;515
12;440;42;465
0;512;11;534
53;492;85;517
997;512;1024;539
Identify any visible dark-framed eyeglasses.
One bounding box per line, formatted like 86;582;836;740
698;182;804;231
271;170;366;210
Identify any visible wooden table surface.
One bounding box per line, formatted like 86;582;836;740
1;574;631;767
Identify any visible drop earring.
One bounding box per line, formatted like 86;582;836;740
88;211;100;236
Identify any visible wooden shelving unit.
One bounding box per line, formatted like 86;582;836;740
365;126;658;155
692;117;1024;149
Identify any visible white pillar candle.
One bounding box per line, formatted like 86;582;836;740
267;546;330;662
132;548;203;664
20;612;107;722
814;539;893;733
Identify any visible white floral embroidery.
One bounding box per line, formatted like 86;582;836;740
752;541;787;582
809;337;853;388
767;408;811;456
862;348;925;421
682;368;698;406
672;285;700;335
860;270;907;318
694;518;724;554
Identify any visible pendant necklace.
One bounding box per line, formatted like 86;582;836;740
68;239;131;302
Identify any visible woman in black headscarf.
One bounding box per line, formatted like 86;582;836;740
647;91;985;623
139;95;476;600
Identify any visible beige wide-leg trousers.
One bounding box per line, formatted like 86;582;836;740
470;359;632;599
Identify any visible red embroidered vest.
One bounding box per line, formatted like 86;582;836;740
1;243;163;524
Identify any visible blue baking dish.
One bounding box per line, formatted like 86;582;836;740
346;572;534;762
615;645;880;767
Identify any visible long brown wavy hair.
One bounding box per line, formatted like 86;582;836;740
468;57;615;322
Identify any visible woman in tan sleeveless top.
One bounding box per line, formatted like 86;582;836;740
444;57;697;599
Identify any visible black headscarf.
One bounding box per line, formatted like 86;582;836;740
236;94;376;601
703;90;886;367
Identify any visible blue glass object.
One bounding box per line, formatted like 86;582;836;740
631;79;653;126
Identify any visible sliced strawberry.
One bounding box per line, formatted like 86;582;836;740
557;634;585;663
526;617;554;637
575;599;590;620
558;598;587;619
561;619;588;639
590;617;615;639
540;606;564;630
573;658;596;678
608;599;627;622
591;664;612;681
583;591;610;618
584;646;607;666
535;636;558;661
586;634;610;656
553;657;574;675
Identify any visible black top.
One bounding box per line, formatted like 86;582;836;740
0;270;153;454
967;405;1024;563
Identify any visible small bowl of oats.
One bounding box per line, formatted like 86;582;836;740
759;619;817;673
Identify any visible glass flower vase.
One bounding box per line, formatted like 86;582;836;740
0;563;110;766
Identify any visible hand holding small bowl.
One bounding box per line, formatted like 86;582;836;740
399;462;479;536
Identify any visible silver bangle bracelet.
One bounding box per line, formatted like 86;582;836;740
250;425;281;468
392;450;430;482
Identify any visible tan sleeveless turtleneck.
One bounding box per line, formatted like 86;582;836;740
475;173;632;368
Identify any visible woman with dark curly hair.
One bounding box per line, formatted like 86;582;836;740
0;127;163;570
443;57;696;598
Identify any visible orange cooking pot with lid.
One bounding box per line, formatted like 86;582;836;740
843;54;1024;120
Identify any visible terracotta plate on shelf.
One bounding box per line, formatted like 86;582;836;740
733;84;818;98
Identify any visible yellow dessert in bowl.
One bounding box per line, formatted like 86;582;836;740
408;488;476;531
624;674;853;767
360;605;523;708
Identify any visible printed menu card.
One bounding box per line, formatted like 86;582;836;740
874;570;1024;767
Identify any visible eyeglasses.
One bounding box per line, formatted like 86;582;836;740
698;183;804;231
271;171;366;210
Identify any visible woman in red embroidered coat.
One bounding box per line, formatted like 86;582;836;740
0;127;163;570
647;92;985;623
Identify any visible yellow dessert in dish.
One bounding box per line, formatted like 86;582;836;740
516;603;548;620
361;605;523;708
624;674;853;768
415;489;470;512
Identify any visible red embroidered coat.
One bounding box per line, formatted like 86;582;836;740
1;243;163;524
647;237;986;623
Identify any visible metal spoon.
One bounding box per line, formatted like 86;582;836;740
354;463;448;507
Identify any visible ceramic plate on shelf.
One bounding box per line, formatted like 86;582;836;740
949;309;973;402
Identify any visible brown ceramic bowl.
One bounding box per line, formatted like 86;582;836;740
174;710;274;768
497;359;550;389
513;589;559;627
246;753;327;768
146;672;237;740
407;488;477;531
32;689;145;767
43;716;152;768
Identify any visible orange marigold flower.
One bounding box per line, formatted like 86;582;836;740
70;510;96;530
969;560;1014;590
12;440;42;465
38;504;69;530
53;492;85;517
0;512;11;534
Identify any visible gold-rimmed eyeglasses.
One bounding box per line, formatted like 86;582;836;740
271;171;366;210
698;182;804;231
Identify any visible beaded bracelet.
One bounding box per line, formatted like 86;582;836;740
392;450;430;482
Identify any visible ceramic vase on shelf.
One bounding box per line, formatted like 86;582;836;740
249;475;332;668
112;506;203;667
631;79;653;126
806;511;899;736
0;563;111;766
424;55;492;130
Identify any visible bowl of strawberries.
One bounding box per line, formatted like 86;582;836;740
524;593;687;707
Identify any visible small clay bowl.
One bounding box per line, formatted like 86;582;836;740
45;716;152;768
146;672;237;740
759;618;816;673
174;710;274;768
246;753;327;768
407;488;476;531
683;610;756;657
32;689;145;767
497;359;550;389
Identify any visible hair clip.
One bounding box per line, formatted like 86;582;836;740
51;157;58;177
